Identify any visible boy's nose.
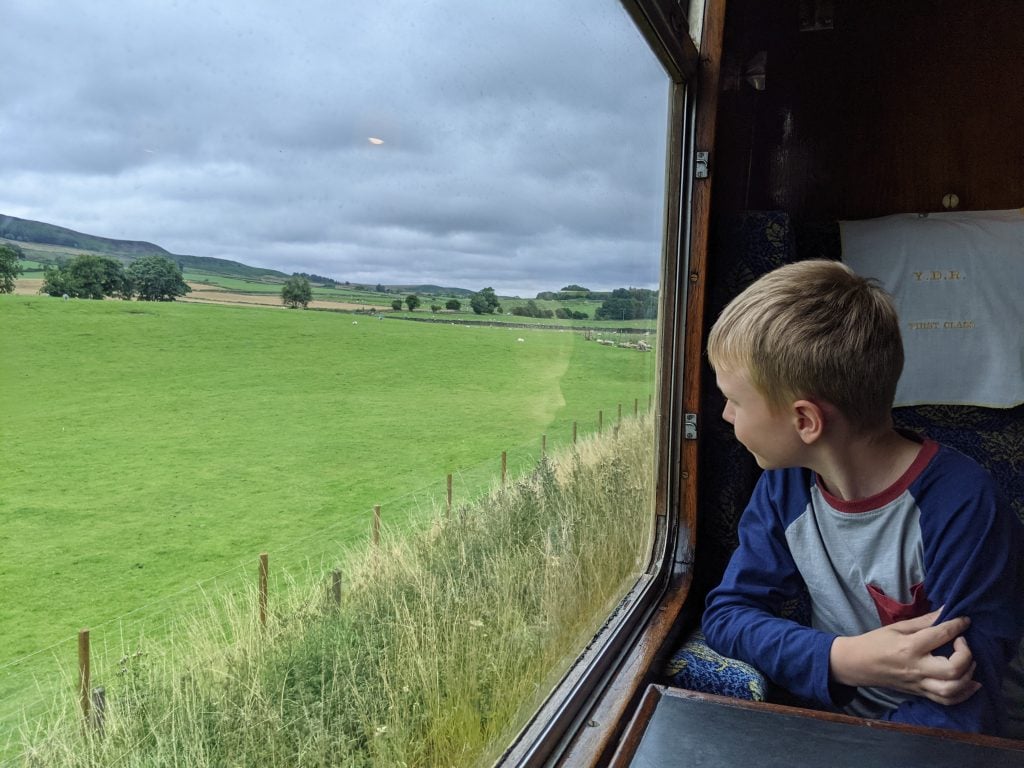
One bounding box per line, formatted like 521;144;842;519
722;402;734;424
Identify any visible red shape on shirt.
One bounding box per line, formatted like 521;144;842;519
867;582;930;626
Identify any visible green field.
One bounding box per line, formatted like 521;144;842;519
0;294;654;734
184;272;610;317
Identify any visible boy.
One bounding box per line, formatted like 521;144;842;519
701;259;1024;735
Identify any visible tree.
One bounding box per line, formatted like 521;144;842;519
281;275;312;308
595;287;658;321
445;298;461;311
511;300;553;319
40;254;130;299
469;286;501;315
128;255;191;301
74;255;131;299
41;264;75;297
0;243;24;294
405;294;420;311
391;298;404;311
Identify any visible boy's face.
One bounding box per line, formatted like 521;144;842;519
716;369;804;470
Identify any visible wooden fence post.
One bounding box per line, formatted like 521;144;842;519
501;451;507;484
373;505;381;546
259;552;269;627
542;434;547;457
598;410;603;433
78;629;90;725
573;421;578;444
331;569;342;609
635;397;639;416
447;473;453;517
618;403;622;422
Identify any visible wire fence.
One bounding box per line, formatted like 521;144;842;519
0;397;654;763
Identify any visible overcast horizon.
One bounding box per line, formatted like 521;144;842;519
2;1;670;297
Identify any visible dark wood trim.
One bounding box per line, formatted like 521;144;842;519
621;0;701;83
678;0;725;574
605;685;663;767
531;74;691;768
494;4;703;761
555;2;728;765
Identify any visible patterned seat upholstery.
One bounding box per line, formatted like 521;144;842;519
893;404;1024;525
665;631;766;702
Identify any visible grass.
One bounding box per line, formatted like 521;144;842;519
184;272;303;293
0;294;654;750
14;414;654;767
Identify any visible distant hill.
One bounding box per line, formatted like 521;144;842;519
1;213;505;296
0;213;288;280
174;255;289;280
0;213;170;259
386;284;476;297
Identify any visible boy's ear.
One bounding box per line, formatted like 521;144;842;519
792;399;825;444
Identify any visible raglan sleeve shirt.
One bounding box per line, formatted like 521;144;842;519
888;448;1024;733
702;468;844;708
702;444;1024;734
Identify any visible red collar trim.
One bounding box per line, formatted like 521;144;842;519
816;439;939;513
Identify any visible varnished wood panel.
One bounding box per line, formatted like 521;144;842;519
715;0;1024;220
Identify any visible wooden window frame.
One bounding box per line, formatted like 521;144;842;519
497;1;725;765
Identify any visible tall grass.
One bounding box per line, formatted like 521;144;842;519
16;414;653;767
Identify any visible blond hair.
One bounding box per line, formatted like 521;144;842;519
707;259;903;432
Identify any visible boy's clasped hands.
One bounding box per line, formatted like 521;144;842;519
830;609;980;706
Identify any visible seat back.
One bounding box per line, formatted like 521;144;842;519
695;211;1024;733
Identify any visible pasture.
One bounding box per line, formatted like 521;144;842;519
0;294;654;731
181;271;628;326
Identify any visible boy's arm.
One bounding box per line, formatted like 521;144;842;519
882;473;1023;733
829;610;979;704
702;472;845;708
834;468;1024;734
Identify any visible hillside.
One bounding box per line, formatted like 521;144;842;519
386;284;476;297
1;213;480;293
0;213;170;259
0;213;289;280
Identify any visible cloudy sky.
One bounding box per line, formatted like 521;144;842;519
2;1;670;297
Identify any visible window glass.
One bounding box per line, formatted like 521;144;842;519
0;1;668;762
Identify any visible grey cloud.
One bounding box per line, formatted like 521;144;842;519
2;0;668;296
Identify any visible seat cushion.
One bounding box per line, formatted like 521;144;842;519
665;631;767;702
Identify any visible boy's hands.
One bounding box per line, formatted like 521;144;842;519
830;609;980;706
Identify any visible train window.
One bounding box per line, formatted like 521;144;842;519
1;1;672;764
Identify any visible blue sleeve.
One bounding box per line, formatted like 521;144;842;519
702;471;848;709
884;457;1024;735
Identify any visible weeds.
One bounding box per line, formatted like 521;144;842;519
15;415;652;767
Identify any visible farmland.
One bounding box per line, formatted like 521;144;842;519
0;293;655;738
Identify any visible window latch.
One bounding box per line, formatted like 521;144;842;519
695;151;709;179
